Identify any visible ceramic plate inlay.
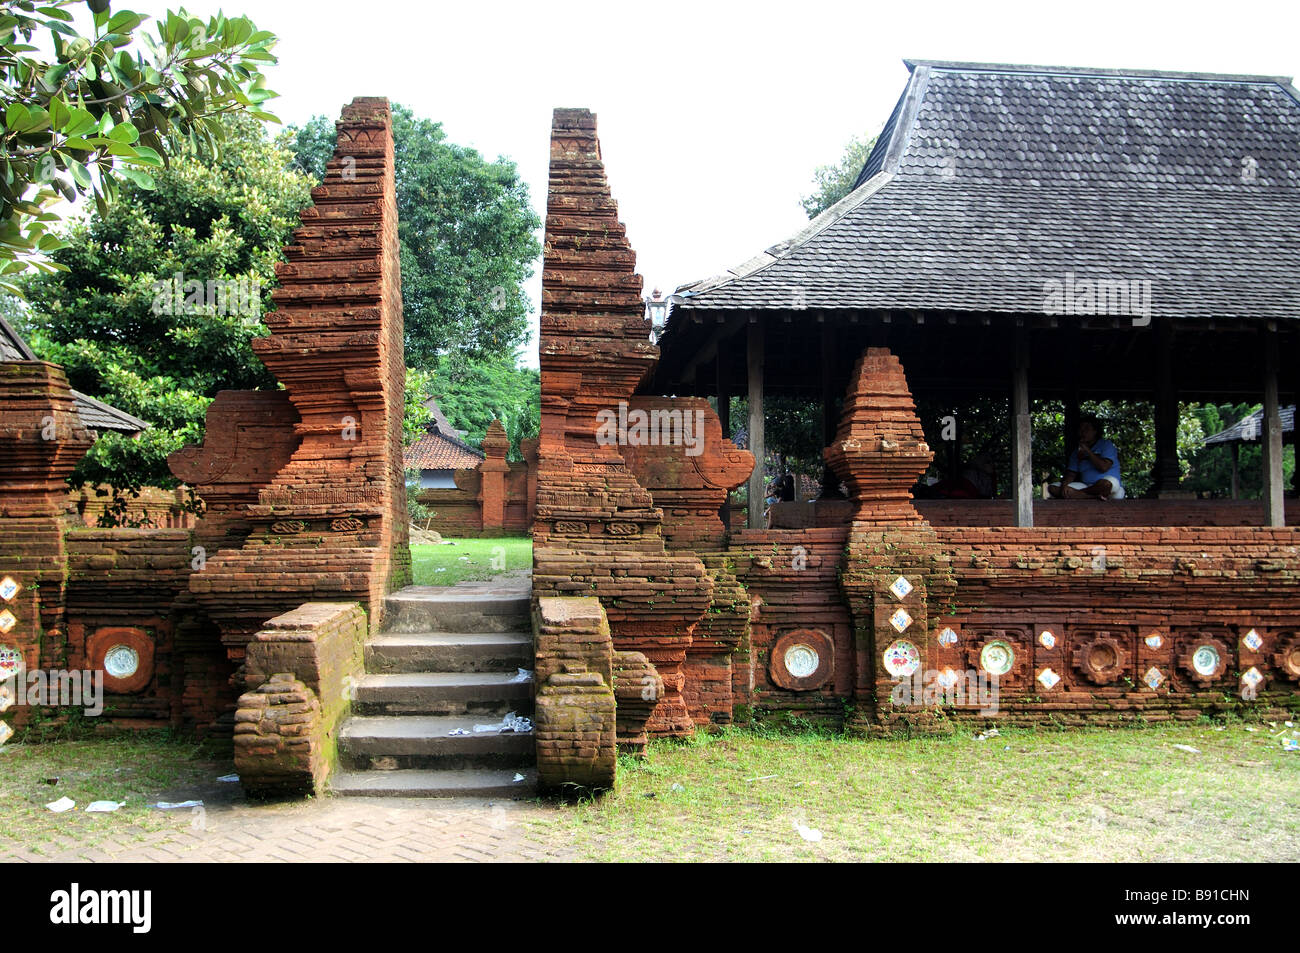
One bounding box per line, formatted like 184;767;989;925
889;576;914;601
783;644;819;679
980;641;1014;676
1038;630;1056;649
1037;667;1060;689
1191;645;1221;677
938;627;958;646
0;645;19;679
104;645;140;680
1243;629;1263;651
883;640;921;678
1144;667;1164;690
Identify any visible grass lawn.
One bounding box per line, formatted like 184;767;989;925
0;732;234;855
410;537;532;586
531;720;1300;862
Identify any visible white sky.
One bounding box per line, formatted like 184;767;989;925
125;0;1300;366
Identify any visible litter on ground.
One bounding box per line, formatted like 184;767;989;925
794;822;823;842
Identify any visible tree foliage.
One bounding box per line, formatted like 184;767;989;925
417;355;539;462
800;133;876;219
289;104;541;367
18;111;313;490
0;1;280;289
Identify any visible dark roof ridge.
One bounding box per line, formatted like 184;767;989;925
904;58;1295;87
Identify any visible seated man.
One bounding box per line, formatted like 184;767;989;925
1048;415;1125;500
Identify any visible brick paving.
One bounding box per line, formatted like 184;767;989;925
0;795;571;863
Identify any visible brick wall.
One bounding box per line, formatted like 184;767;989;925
415;429;537;537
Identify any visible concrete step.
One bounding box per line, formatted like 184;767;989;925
331;767;537;798
353;672;534;716
365;632;532;674
339;714;534;770
383;585;530;635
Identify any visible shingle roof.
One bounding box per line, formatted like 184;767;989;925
672;60;1300;322
404;428;485;470
2;316;148;434
404;400;484;471
1203;405;1296;444
69;389;149;435
0;316;36;361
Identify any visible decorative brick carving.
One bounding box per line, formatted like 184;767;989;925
824;348;933;525
532;107;717;746
1273;631;1300;682
169;98;410;667
612;649;662;753
167;390;299;548
234;674;325;798
1071;630;1133;686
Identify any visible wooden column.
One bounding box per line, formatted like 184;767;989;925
1262;327;1284;527
1153;320;1181;496
1063;323;1080;468
1230;442;1240;500
819;321;841;498
1011;326;1033;527
717;356;732;531
747;318;765;529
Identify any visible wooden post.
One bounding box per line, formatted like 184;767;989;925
717;358;731;531
1230;442;1240;500
1154;320;1181;496
1011;327;1033;527
819;322;841;498
1263;328;1284;526
747;318;765;529
1064;324;1080;474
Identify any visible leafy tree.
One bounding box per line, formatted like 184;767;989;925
0;2;279;289
1181;403;1295;498
289;105;541;366
416;355;539;462
18;112;313;490
801;134;877;218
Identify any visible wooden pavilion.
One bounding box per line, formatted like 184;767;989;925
653;60;1300;528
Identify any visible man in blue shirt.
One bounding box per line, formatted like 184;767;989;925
1048;415;1125;500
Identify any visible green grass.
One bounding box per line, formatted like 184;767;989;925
530;720;1300;862
0;732;233;854
410;537;532;586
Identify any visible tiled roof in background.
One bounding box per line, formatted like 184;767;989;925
404;429;485;470
1204;405;1296;444
404;398;484;470
2;316;149;434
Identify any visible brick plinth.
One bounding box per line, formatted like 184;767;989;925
533;597;617;792
233;602;367;797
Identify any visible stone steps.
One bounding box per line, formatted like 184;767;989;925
365;632;532;674
331;767;537;798
382;586;530;634
339;714;533;770
352;672;534;716
332;580;536;799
